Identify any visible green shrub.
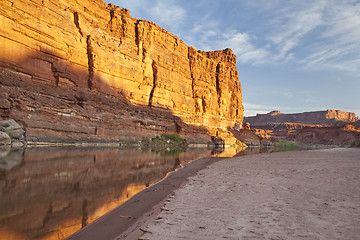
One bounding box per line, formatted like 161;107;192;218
351;139;360;148
160;134;184;142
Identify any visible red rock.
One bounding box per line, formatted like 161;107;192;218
244;110;358;126
244;111;360;145
0;0;244;144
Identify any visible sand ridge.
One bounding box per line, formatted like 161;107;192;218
141;148;360;239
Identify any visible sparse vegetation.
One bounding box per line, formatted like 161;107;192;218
140;134;187;153
273;139;300;152
273;139;299;147
351;139;360;148
160;133;184;142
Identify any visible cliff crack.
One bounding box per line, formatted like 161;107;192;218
215;63;221;108
107;9;115;31
135;20;141;54
120;14;127;45
50;62;60;86
148;60;157;106
82;199;88;228
86;35;94;89
188;47;200;112
188;48;195;99
73;12;83;37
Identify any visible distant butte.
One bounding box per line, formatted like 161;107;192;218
244;110;360;145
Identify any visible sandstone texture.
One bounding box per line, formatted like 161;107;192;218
0;0;243;144
244;110;360;145
244;110;358;126
0;132;11;146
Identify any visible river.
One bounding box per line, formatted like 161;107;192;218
0;144;304;240
0;146;237;240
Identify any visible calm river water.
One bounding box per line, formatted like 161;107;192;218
0;146;256;240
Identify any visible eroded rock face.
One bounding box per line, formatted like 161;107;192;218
244;110;360;145
295;127;360;146
244;110;358;126
0;0;243;144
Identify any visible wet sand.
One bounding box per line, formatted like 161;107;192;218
141;148;360;239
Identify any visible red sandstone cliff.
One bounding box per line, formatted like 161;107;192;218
0;0;243;144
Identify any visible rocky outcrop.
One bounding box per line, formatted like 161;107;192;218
0;0;243;144
295;127;360;146
0;132;11;146
245;110;358;126
245;110;360;145
0;119;26;147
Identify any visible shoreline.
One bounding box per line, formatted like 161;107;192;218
66;155;225;240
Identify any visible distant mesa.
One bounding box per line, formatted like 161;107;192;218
245;109;359;126
244;110;360;146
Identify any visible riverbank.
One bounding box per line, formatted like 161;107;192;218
66;155;224;240
140;148;360;239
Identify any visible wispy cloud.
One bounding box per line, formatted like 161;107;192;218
186;18;269;65
109;0;360;74
300;1;360;72
218;31;269;64
243;103;291;117
266;1;326;61
108;0;186;32
150;1;186;30
185;15;220;50
305;95;318;103
246;0;360;73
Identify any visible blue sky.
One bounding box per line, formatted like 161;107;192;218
106;0;360;117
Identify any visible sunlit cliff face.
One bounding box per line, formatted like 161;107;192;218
0;0;243;145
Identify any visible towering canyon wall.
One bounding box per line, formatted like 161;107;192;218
244;110;358;126
0;0;243;144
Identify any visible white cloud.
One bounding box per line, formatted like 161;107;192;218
150;1;186;30
266;1;326;61
219;32;269;64
243;103;291;117
109;0;360;75
185;16;220;50
305;95;318;103
300;1;360;72
108;0;186;32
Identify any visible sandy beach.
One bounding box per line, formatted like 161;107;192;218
140;148;360;240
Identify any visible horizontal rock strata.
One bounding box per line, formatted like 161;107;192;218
244;111;360;145
244;110;358;126
0;0;243;144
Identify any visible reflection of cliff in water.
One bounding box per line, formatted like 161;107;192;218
0;147;211;240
